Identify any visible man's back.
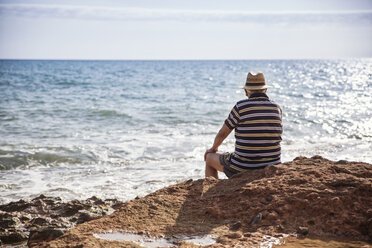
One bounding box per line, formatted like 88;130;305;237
204;72;282;179
225;92;282;171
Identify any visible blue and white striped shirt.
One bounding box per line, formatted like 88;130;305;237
224;93;282;171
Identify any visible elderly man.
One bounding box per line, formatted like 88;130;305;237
204;72;282;179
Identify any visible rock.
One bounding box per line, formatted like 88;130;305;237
307;220;315;226
19;213;32;222
149;204;158;210
266;211;278;221
51;218;72;229
61;203;84;217
30;217;50;227
230;221;242;231
2;156;372;247
0;230;28;244
0;211;12;218
31;199;48;215
76;211;92;224
366;209;372;218
0;195;124;245
216;236;230;245
0;199;30;212
294;156;306;161
112;201;124;209
278;224;285;231
250;213;262;225
0;217;21;229
368;220;372;240
359;218;372;239
32;194;47;200
205;207;222;219
311;155;324;160
88;196;105;205
76;210;99;224
297;226;309;235
28;228;64;247
227;232;242;239
265;195;273;202
335;160;348;165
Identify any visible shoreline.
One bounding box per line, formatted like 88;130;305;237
1;156;371;247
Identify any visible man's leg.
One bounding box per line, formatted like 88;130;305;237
205;153;224;179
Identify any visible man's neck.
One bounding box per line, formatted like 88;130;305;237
249;92;268;99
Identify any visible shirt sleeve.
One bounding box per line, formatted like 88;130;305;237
224;104;240;130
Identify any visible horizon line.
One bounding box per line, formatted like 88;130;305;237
1;57;371;61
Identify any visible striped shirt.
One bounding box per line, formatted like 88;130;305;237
224;93;282;171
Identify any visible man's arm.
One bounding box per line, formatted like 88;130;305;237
204;124;232;161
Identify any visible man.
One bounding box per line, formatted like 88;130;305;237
204;72;282;179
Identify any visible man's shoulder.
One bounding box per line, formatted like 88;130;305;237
235;99;250;108
268;99;281;108
236;99;250;105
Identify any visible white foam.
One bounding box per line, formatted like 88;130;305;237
93;230;216;247
259;234;291;248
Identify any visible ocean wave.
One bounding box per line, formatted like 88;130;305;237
0;150;83;170
91;109;132;119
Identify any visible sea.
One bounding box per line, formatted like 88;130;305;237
0;59;371;205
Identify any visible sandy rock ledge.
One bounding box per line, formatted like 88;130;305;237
2;156;372;247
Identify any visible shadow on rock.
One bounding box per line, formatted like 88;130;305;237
163;157;372;245
164;165;285;246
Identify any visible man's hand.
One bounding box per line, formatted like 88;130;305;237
204;124;232;161
204;147;218;161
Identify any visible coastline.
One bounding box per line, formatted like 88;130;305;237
1;156;371;247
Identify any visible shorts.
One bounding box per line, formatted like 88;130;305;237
219;152;270;178
219;152;241;178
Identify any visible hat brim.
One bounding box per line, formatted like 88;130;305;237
241;85;268;90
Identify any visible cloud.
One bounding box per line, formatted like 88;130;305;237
0;4;371;26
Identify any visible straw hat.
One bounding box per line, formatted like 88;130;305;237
243;72;267;90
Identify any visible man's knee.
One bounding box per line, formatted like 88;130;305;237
206;152;218;164
205;153;223;172
205;152;212;162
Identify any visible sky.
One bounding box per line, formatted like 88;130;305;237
0;0;371;59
